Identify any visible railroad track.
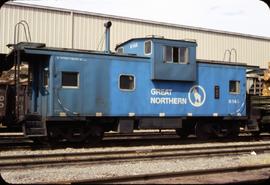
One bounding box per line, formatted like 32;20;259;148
64;164;270;184
1;141;270;170
0;131;179;150
0;130;177;139
1;164;270;185
0;132;34;151
0;132;268;151
104;130;178;139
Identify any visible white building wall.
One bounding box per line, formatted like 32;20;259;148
1;2;270;68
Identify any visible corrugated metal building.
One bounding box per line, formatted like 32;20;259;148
1;2;270;68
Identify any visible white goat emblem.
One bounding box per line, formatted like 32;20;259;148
188;85;206;107
192;87;201;105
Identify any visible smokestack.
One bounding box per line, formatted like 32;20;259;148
104;21;112;53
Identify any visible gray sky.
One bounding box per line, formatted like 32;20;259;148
15;0;270;37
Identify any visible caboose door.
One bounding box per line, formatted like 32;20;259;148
30;61;49;117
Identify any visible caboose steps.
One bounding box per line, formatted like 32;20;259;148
23;121;46;137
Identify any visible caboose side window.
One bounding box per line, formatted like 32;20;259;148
117;47;124;54
144;40;152;55
229;80;240;94
163;46;189;64
119;75;135;91
62;72;79;88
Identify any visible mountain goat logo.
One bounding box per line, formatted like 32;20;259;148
188;85;206;107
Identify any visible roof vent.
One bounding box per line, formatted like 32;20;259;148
146;35;164;39
183;38;197;42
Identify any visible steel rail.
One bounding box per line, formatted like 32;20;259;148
104;130;177;137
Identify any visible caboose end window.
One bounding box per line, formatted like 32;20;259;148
117;47;124;54
62;72;79;88
43;68;49;87
144;40;152;55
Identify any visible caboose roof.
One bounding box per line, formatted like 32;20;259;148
8;42;149;59
115;37;197;50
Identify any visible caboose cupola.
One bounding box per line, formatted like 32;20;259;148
116;37;197;81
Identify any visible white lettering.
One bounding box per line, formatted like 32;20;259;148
130;43;138;49
56;56;87;62
150;97;187;105
228;99;240;104
151;88;172;96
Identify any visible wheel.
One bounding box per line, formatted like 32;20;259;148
48;123;105;144
175;128;189;139
195;122;209;140
195;122;219;140
86;125;104;145
65;126;90;143
224;122;239;139
31;137;47;145
48;126;64;143
251;131;260;138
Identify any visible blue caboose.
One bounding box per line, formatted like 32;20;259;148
2;21;247;142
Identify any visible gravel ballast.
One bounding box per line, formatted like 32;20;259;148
1;142;270;184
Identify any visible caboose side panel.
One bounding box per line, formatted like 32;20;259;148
24;48;246;119
44;54;246;118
